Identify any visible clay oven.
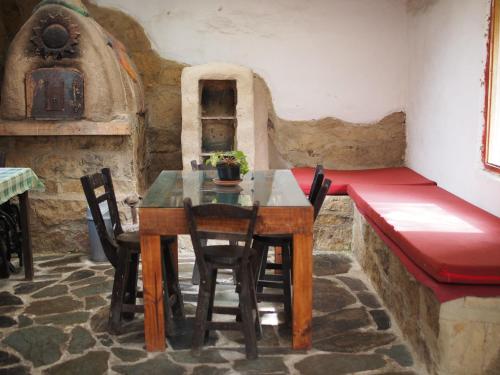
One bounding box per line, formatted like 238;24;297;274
181;63;269;170
0;0;142;126
0;0;144;253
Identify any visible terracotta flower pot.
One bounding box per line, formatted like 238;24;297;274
216;163;240;180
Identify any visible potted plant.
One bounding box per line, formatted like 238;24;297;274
206;150;249;181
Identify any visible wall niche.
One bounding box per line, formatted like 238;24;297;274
200;79;236;153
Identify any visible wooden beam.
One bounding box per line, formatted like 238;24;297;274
0;120;132;136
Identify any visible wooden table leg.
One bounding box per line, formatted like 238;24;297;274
19;191;33;280
140;234;166;351
292;232;313;350
274;246;282;275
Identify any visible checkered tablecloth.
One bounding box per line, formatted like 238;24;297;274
0;168;45;205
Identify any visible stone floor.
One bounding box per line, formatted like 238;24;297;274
0;243;420;375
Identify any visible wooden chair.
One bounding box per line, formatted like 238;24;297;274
190;160;214;285
81;168;184;334
254;175;331;325
190;159;213;171
254;164;323;291
308;164;324;208
184;198;262;359
190;160;237;285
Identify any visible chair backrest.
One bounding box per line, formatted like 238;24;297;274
184;198;259;281
308;164;324;205
80;168;122;267
313;178;331;220
191;160;215;171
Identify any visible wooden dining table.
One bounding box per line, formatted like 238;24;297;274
139;169;314;352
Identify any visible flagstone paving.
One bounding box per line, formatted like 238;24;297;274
0;245;420;374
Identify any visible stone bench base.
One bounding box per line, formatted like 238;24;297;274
351;206;500;375
314;196;353;252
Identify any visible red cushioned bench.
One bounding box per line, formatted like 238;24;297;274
348;184;500;301
292;166;436;195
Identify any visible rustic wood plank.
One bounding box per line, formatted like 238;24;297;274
140;207;312;235
292;231;313;350
0;121;131;136
140;234;165;351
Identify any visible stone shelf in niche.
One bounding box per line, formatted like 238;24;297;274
0;120;132;136
200;116;236;120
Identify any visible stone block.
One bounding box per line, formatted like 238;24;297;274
29;198;88;253
314;196;353;252
269;112;406;169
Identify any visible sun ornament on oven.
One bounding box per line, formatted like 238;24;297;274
31;12;80;59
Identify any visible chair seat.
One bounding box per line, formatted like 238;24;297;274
253;234;292;247
116;231;140;250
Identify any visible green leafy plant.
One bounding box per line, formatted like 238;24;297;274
206;150;250;175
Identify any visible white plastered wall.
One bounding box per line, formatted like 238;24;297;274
406;0;500;216
93;0;407;123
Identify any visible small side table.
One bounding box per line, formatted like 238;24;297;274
0;168;44;280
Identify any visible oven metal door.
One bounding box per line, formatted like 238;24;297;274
26;68;84;120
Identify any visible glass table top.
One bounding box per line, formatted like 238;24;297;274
141;170;311;208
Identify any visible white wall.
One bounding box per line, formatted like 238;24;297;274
93;0;407;123
406;0;500;216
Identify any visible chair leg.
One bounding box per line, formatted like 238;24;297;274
161;245;181;336
163;285;175;337
192;287;211;355
163;242;185;319
256;244;269;293
282;244;293;326
123;252;139;321
248;261;262;340
191;238;208;285
229;240;238;285
239;267;258;360
191;262;201;285
109;247;130;334
205;268;217;343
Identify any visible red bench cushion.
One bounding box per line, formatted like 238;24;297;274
292;167;436;195
348;184;500;285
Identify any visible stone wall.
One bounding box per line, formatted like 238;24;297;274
267;110;406;170
0;136;137;253
351;206;500;375
314;196;353;252
0;1;39;99
84;0;186;188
